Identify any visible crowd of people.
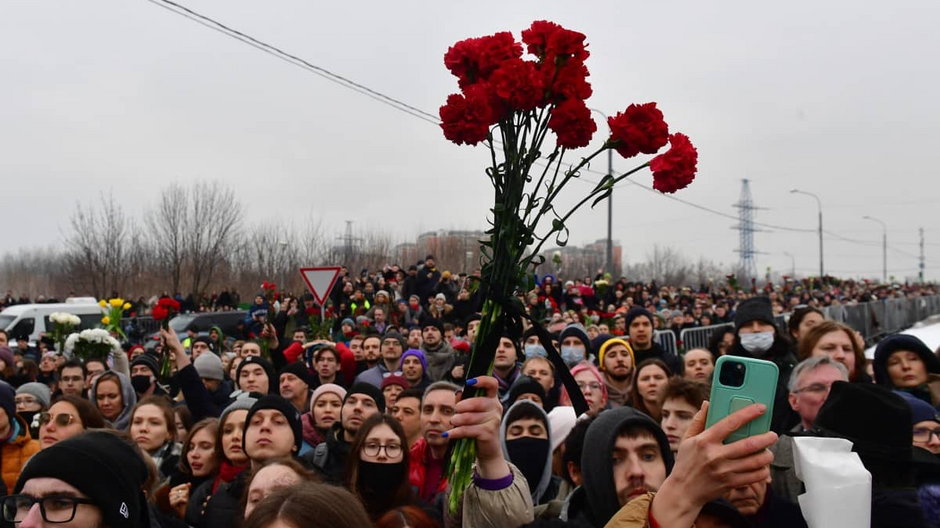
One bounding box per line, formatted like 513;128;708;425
0;257;939;528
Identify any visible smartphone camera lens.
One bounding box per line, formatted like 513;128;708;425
719;360;747;387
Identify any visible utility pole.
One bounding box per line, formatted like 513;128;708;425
732;179;765;283
919;227;925;283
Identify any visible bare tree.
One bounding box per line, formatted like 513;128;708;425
63;193;136;297
146;184;188;293
185;181;242;297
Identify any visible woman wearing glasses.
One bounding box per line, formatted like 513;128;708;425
37;395;105;449
345;413;428;522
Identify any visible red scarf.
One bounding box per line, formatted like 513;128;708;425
212;460;247;493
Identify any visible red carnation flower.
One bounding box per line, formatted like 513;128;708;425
261;281;277;292
152;305;169;321
545;27;589;64
444;32;522;89
521;20;563;58
545;60;592;103
548;99;596;149
440;83;500;146
607;103;669;159
157;297;181;312
490;58;544;111
649;133;697;194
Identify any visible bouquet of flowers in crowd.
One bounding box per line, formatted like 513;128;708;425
98;297;132;338
65;328;119;362
152;297;182;378
49;312;81;353
307;304;336;340
261;281;277;319
438;20;698;511
151;297;181;330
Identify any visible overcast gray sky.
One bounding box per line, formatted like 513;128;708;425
3;1;938;281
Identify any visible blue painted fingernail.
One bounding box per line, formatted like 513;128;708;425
465;378;478;386
440;431;449;438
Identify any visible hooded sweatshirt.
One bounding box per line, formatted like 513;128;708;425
499;400;557;505
91;371;138;430
570;406;674;527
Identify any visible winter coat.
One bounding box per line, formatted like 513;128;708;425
422;340;457;381
409;437;449;503
188;469;247;528
1;415;39;492
447;462;534;528
768;427;804;505
632;342;681;377
299;423;350;484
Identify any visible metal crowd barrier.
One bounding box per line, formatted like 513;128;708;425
672;295;940;354
654;330;678;355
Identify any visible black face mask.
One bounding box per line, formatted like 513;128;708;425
357;460;407;511
506;436;550;496
130;375;153;394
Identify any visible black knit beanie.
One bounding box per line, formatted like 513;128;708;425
15;431;149;528
346;382;386;413
278;361;314;388
243;394;303;453
235;356;278;394
130;353;160;377
733;297;775;330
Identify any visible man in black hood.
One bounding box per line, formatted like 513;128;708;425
728;296;798;433
565;407;675;527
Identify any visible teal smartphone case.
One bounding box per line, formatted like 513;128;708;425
705;355;779;443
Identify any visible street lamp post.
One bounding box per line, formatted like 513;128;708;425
863;215;887;283
591;108;614;277
790;189;824;279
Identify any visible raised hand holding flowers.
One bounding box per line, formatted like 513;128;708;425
49;312;80;353
439;20;698;511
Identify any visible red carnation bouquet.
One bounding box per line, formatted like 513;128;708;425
152;297;181;378
439;20;698;511
152;297;181;330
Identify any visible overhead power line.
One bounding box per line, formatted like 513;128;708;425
144;0;932;270
146;0;440;124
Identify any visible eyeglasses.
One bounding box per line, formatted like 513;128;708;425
576;381;602;391
793;383;832;394
37;413;76;428
913;427;940;442
1;494;96;523
382;371;404;378
362;442;402;458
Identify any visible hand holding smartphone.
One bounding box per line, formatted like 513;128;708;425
705;355;779;444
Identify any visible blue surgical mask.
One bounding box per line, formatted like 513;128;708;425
524;343;547;359
740;332;774;355
561;345;585;366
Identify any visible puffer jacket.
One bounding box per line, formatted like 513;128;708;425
447;462;534;528
1;415;39;492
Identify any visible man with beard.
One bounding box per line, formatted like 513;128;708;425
625;307;681;374
598;338;635;407
355;331;406;388
420;320;456;381
302;382;384;483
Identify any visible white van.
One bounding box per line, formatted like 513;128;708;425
0;299;105;344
